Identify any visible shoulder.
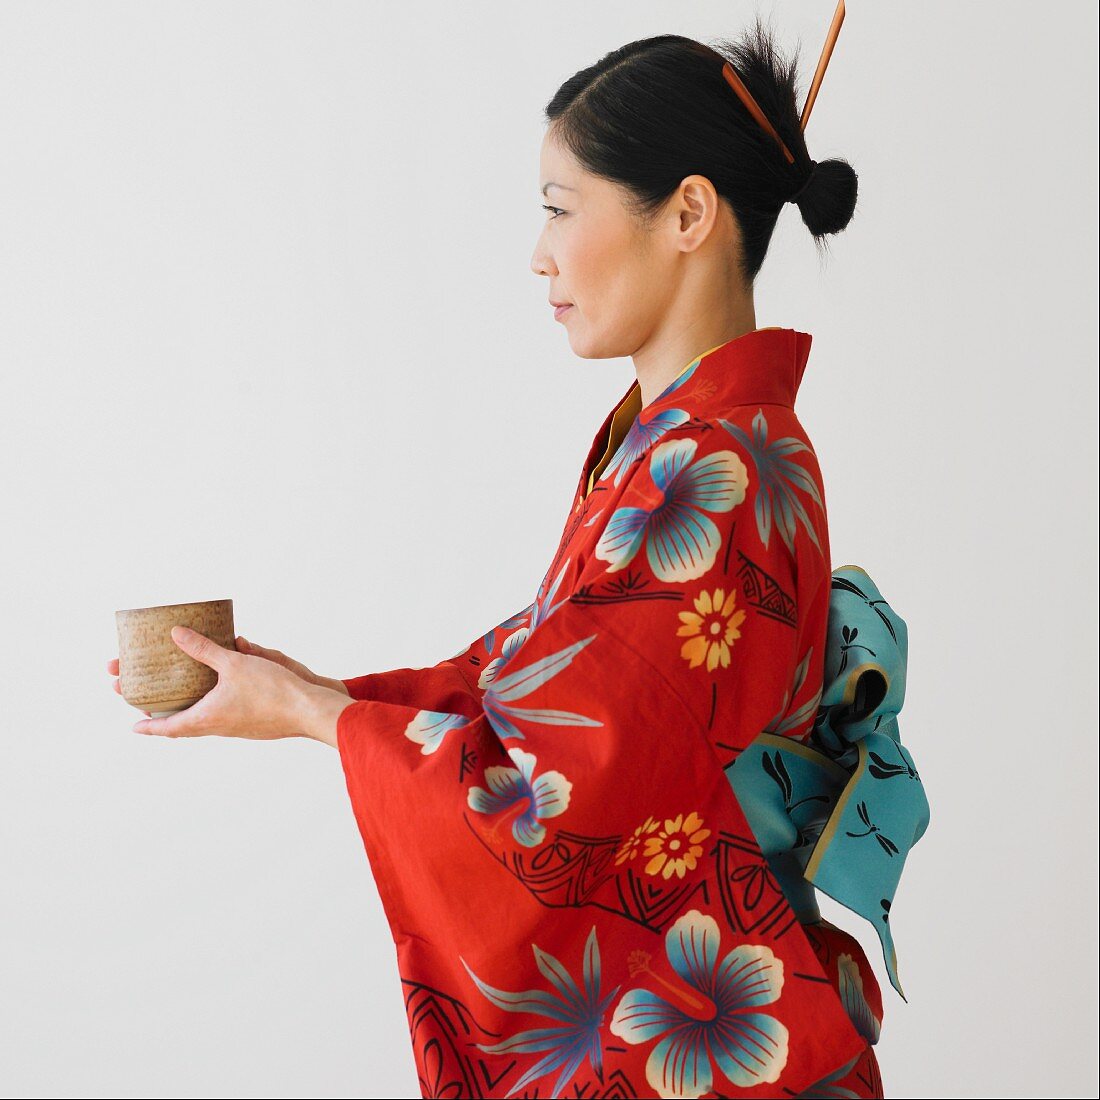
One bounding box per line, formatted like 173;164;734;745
600;405;826;567
708;405;827;564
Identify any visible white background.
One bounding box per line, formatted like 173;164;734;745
1;2;1097;1097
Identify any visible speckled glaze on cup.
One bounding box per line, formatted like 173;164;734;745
116;599;234;717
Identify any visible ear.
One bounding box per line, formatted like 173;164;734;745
673;174;721;253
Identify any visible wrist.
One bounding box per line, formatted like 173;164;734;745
296;681;353;748
322;675;352;696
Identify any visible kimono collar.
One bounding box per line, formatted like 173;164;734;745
642;326;813;421
582;327;813;500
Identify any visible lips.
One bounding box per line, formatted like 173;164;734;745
553;303;573;321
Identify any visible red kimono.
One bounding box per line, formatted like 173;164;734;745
338;327;883;1098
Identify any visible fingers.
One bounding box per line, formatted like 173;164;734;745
170;625;232;671
134;716;171;736
134;711;198;737
239;638;287;666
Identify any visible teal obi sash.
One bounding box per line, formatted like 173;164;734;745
727;565;930;999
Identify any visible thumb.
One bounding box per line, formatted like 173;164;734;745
171;625;230;671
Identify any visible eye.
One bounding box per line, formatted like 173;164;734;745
541;204;566;219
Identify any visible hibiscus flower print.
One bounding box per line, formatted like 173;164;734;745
677;586;747;671
595;437;749;582
838;953;881;1044
467;747;572;847
642;812;711;879
403;710;471;756
600;407;690;488
610;909;789;1098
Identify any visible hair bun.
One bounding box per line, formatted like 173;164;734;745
793;156;858;237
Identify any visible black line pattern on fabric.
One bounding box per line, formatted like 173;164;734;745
463;815;704;933
713;830;797;939
458;741;478;784
464;817;813;950
560;1068;641;1097
402;977;645;1098
722;515;738;573
402;979;504;1099
737;550;798;627
715;741;743;768
572;568;686;605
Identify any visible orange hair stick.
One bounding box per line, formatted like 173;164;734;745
721;60;796;164
800;0;846;132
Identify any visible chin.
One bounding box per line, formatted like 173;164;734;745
565;322;624;361
572;345;631;363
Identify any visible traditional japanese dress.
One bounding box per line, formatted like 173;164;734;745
337;327;928;1099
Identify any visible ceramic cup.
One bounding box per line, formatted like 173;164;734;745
116;599;235;717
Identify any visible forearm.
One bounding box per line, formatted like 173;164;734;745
296;682;355;748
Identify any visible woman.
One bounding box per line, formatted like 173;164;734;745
110;16;927;1099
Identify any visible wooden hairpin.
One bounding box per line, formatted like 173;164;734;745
720;0;846;166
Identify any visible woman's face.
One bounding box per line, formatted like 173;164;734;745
531;128;679;360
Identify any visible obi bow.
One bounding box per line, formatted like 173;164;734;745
727;565;930;999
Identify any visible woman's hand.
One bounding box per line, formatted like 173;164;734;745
236;637;351;696
121;625;339;742
108;635;350;709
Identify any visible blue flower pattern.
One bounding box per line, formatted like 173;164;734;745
467;747;572;847
719;407;823;555
462;926;619;1098
595;437;749;582
600;407;691;488
610;909;789;1098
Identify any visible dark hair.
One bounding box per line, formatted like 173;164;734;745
543;17;858;283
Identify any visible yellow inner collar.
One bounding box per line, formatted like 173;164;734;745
584;336;737;496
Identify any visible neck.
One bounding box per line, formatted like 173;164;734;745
631;295;758;408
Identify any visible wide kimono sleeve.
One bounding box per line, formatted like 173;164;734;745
339;598;536;717
335;412;867;1099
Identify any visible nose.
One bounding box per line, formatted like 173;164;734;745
530;225;558;278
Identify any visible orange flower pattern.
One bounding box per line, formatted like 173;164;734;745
677;586;747;671
641;811;712;880
615;815;659;865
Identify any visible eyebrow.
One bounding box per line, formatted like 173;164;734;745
541;182;578;197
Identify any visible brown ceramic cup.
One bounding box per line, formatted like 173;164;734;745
116;599;235;717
